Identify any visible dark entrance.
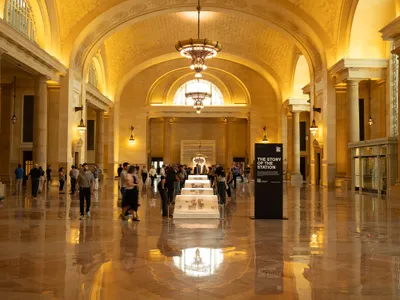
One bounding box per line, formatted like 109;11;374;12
22;151;33;186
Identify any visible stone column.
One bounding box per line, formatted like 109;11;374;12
335;84;347;185
395;55;400;186
163;118;171;165
345;80;360;189
95;110;104;170
225;118;233;168
291;111;302;184
33;75;48;169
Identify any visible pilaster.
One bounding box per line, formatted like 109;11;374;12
33;75;48;169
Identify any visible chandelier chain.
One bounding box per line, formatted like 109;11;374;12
197;0;201;39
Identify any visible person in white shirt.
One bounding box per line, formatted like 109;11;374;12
149;166;157;187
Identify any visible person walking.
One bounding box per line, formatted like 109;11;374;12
46;165;52;191
120;166;140;220
149;165;156;187
14;164;23;195
119;162;129;202
29;164;41;199
232;165;239;189
58;167;66;194
70;165;79;194
77;163;94;220
93;165;99;190
141;166;148;186
165;167;176;205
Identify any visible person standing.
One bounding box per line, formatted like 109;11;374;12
46;165;52;191
14;164;24;195
165;167;176;205
29;164;41;199
157;172;168;217
93;165;99;191
119;162;129;203
77;163;94;220
70;166;79;194
141;166;148;186
214;167;227;206
58;167;66;194
117;164;123;178
232;165;239;189
38;166;45;194
149;165;156;187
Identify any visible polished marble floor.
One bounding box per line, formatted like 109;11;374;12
1;180;400;299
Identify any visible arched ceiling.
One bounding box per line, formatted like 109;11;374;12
55;0;344;53
103;11;297;98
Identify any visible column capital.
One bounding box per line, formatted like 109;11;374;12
284;97;310;113
380;16;400;55
329;58;388;85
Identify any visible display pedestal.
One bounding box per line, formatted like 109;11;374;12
174;195;220;219
188;175;208;180
173;177;219;219
181;188;214;195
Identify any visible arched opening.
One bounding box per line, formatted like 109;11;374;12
349;0;396;58
292;55;310;98
173;79;224;106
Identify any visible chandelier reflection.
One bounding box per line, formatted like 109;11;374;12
175;0;222;78
173;248;224;277
192;141;207;165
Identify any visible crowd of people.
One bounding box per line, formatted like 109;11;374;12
117;162;251;219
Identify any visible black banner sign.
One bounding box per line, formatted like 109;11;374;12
254;143;283;219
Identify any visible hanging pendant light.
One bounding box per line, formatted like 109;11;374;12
368;79;374;126
176;0;222;78
75;106;86;135
310;119;318;136
185;79;211;114
11;76;17;124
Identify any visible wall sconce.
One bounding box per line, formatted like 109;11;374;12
129;126;135;145
11;76;17;124
74;106;86;135
262;126;269;143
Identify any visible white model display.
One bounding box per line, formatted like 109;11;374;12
181;188;214;195
174;195;220;219
185;180;211;189
188;175;208;180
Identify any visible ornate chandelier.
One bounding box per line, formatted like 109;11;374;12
175;0;222;78
186;91;210;114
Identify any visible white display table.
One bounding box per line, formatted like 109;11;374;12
181;188;214;195
173;195;220;219
185;180;211;189
188;175;208;180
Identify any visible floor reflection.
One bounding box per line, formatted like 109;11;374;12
0;181;400;299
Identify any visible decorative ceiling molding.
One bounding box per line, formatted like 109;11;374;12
86;84;113;111
0;20;67;82
146;105;249;119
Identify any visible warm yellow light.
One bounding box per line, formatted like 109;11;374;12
129;135;135;145
310;119;318;136
77;119;86;136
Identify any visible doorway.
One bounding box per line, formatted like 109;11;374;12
22;151;33;186
300;156;306;181
74;152;79;167
151;157;164;174
316;153;321;185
